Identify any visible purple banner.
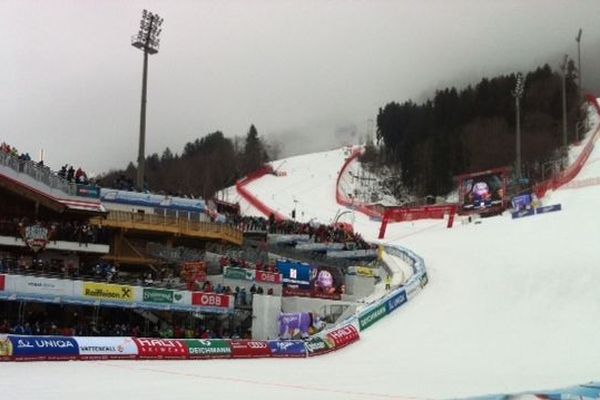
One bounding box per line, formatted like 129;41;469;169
279;312;312;339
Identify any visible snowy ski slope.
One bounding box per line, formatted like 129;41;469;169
4;111;600;400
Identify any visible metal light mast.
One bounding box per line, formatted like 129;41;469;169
131;9;163;191
512;72;525;179
576;29;583;106
560;54;569;156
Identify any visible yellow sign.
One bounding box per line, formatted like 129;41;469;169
356;267;375;278
83;283;134;302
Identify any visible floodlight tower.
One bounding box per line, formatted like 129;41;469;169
512;72;525;179
131;10;163;191
576;29;583;105
560;54;569;155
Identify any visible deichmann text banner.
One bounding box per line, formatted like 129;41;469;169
82;282;134;302
133;338;189;359
7;335;79;361
358;304;387;330
185;339;231;359
75;337;138;360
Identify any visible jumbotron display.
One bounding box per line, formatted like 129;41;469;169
458;168;509;213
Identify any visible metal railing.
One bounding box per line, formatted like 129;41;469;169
92;210;244;245
0;150;77;196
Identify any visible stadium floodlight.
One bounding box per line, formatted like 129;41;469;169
560;54;569;156
576;29;583;106
131;10;164;191
512;73;525;179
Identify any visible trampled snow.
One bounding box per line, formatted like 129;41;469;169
4;110;600;399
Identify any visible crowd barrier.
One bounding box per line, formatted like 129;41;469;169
0;242;428;362
534;94;600;198
235;166;287;221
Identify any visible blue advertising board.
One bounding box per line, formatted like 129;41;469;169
385;290;407;313
511;208;535;219
268;340;307;358
276;261;314;288
536;204;562;215
9;335;79;359
511;194;532;211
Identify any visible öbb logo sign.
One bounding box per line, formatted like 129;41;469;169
192;292;230;308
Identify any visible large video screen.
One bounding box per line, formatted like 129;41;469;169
462;173;504;211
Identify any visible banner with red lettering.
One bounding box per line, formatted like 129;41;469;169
282;287;341;300
255;271;282;284
191;292;232;309
325;325;359;350
133;338;189;359
230;340;272;359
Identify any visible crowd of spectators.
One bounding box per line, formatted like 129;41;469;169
219;256;279;273
231;214;374;250
57;164;89;185
1;142;91;187
0;218;109;245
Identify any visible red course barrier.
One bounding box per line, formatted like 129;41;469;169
235;166;287;221
534;94;600;198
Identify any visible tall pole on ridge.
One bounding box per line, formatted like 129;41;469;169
131;10;164;192
560;54;569;158
512;73;524;179
576;29;583;106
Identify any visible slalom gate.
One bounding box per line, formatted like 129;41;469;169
0;243;427;362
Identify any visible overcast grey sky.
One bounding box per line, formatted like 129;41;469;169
2;0;600;175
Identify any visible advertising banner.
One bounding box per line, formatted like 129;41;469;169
536;204;562;215
0;275;4;291
326;325;360;350
279;312;312;339
191;292;231;309
133;338;189;359
359;304;387;330
76;185;101;199
385;290;407;314
143;288;174;303
75;337;138;360
83;282;134;302
356;267;375;278
230;340;272;359
511;194;532;211
223;266;255;281
268;341;307;358
14;276;72;297
282;287;342;300
185;339;231;359
305;336;334;357
0;335;12;360
255;270;282;284
276;261;314;287
8;335;79;361
511;208;535;219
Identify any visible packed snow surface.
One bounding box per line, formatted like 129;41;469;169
4;111;600;399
